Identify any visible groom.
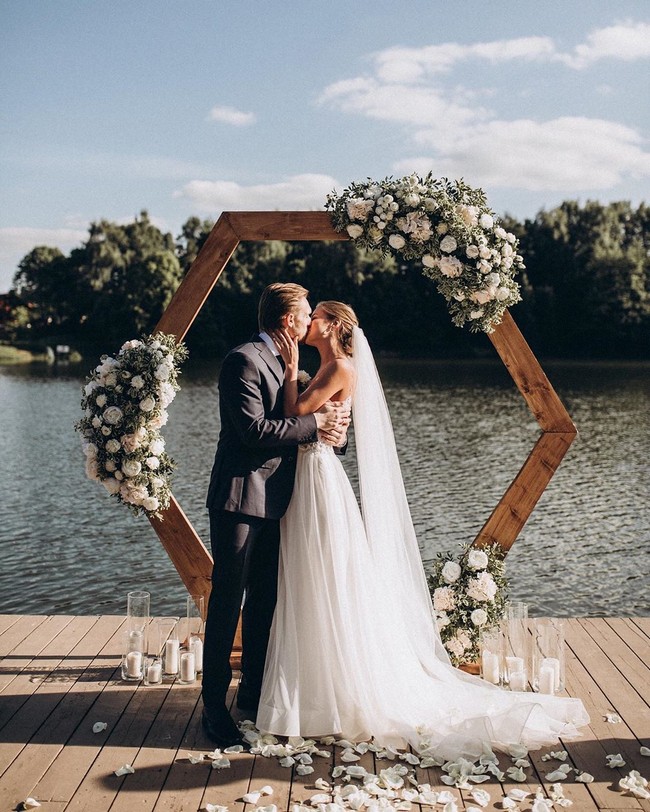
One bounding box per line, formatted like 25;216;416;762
201;282;349;747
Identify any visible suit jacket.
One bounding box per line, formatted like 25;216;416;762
206;334;318;520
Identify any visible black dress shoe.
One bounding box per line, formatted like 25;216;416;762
201;709;246;749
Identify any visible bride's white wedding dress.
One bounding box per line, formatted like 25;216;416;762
257;330;589;760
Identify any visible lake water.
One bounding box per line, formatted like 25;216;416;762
0;358;648;619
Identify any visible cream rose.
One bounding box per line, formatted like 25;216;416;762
139;396;156;413
346;224;364;239
105;439;121;454
439;235;458;253
102;477;121;495
466;572;498;602
441;561;462;584
122;459;142;478
131;375;144;390
471;608;488;626
388;233;406;250
479;213;494;229
145;456;160;470
421;254;437;269
143;496;160;512
103;406;123;425
433;586;456;612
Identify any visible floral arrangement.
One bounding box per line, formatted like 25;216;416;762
75;333;188;519
326;174;524;333
427;542;508;666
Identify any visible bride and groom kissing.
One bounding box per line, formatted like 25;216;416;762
200;282;588;759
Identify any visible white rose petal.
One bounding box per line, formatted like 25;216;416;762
211;757;231;769
604;713;622;723
279;756;295;767
470;789;490;807
545;769;569;781
506;767;527;782
242;792;262;804
205;805;229;812
606;753;626;768
575;772;594;783
223;744;244;753
619;770;650;799
640;746;650;756
92;721;108;733
114;763;135;776
507;789;530;801
296;764;314;775
531;799;553;812
21;798;41;809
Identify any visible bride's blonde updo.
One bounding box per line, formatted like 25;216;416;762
316;301;359;357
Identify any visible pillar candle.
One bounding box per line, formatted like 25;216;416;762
541;656;561;691
180;651;195;682
481;650;500;684
509;670;527;691
164;639;180;674
506;655;524;675
146;661;162;684
538;665;555;695
125;650;142;678
190;637;204;672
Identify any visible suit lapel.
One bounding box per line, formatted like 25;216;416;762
252;334;284;386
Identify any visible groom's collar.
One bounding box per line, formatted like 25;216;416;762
258;331;280;356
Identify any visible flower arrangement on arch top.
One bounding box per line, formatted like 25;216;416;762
325;173;524;333
75;332;188;519
427;541;509;666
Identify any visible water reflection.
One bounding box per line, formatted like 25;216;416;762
0;360;648;617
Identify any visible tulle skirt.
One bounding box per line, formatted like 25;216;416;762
257;443;589;759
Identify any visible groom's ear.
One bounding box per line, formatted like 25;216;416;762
283;312;294;328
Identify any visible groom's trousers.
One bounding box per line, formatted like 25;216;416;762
202;508;281;719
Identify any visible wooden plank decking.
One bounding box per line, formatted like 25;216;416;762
0;615;648;812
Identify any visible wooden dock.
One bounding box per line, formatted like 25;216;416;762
0;615;648;812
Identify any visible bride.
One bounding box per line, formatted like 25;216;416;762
256;300;589;759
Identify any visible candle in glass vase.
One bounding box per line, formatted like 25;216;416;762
146;660;162;684
538;665;556;694
481;650;500;684
509;671;527;692
164;639;180;675
125;650;142;678
541;657;561;691
180;651;196;683
190;637;203;672
506;655;524;675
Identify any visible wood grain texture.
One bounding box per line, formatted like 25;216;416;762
228;210;346;241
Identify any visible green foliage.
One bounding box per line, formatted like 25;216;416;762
3;201;649;359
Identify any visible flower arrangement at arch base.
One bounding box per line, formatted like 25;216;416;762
326;174;524;333
75;333;188;520
427;542;508;667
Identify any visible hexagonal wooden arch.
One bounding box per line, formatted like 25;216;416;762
149;211;577;617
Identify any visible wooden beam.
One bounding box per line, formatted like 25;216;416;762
228;211;346;241
488;311;576;434
154;213;240;340
474;431;576;551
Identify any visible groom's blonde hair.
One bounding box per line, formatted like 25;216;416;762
258;283;309;332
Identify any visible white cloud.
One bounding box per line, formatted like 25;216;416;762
319;23;650;194
395;118;650;192
0;227;87;293
207;105;257;126
562;21;650;69
175;173;339;213
17;152;210;180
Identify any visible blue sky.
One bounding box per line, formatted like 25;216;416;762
1;0;649;293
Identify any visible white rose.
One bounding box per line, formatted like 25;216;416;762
154;362;172;381
445;637;466;657
145;456;160;470
91;416;102;429
494;226;508;240
346;198;374;221
139;396;156;413
388;233;406;250
424;197;437;211
436;223;448;235
479;213;494;229
470;309;484;320
404;192;421;207
122;459;142;477
421;254;437;269
104;372;117;387
441;561;462;584
100;425;112;436
114;470;124;480
439;235;458;253
105;439;121;454
433;586;456;612
103;406;123;425
346;224;364;239
158;382;175;408
102;477;121;495
151;476;164;489
84;380;99;396
131;375;144;390
143;496;160;512
456;204;479;227
471;608;488;627
104;459;117;472
95;394;107;408
496;286;511;302
466;245;479;259
148;413;167;429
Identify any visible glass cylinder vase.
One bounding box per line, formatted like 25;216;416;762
503;601;529;691
532;618;565;694
181;595;205;674
126;590;150;653
121;628;145;681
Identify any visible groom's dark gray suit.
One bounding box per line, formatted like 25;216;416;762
202;334;317;729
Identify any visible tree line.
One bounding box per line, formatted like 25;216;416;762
2;201;648;361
